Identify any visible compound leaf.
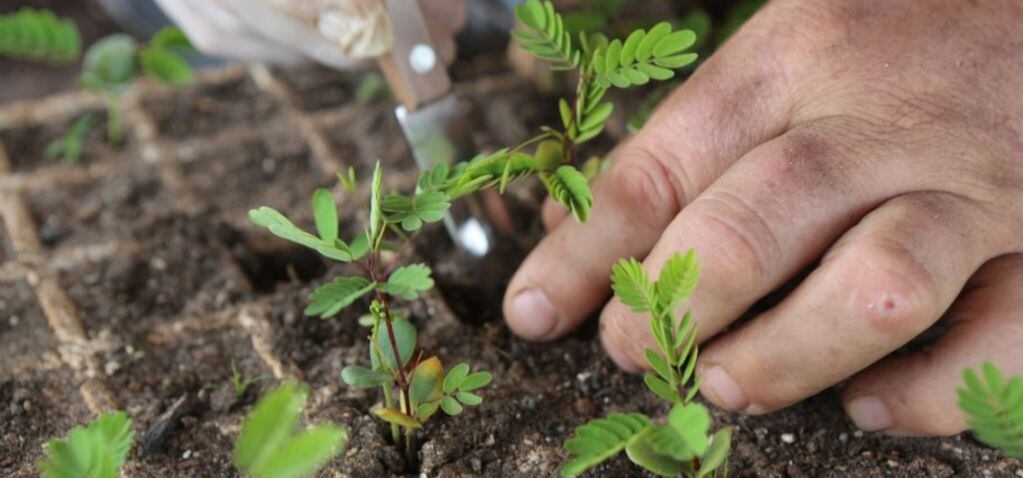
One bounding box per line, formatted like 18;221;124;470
38;411;133;478
542;165;592;222
611;258;656;313
233;382;306;472
563;414;649;475
0;8;81;65
380;264;434;300
304;277;373;318
959;362;1023;458
382;191;451;231
250;425;347;478
656;250;700;312
667;404;711;456
513;0;579;70
561;412;652;478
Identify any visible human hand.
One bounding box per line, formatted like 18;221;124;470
503;0;1023;436
154;0;465;69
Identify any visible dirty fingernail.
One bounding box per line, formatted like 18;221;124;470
702;365;750;411
507;289;557;340
846;395;892;431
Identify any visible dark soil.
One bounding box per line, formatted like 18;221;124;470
1;61;1021;478
0;107;124;173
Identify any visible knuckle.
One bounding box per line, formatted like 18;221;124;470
840;240;939;336
689;191;782;286
609;145;685;232
768;126;855;193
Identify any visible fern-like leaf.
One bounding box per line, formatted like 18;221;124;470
959;362;1023;458
561;412;652;478
593;21;698;89
513;0;580;70
655;250;700;313
611;258;656;313
541;165;593;222
0;8;81;65
38;411;134;478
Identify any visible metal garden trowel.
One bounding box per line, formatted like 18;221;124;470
374;0;513;260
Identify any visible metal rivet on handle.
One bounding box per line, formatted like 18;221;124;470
409;43;436;74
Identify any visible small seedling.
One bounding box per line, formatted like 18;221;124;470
958;362;1023;458
354;72;390;104
248;0;697;465
78;26;196;145
38;411;134;478
561;252;731;477
0;8;80;65
45;113;96;163
231;359;268;397
0;10;196;153
234;382;348;478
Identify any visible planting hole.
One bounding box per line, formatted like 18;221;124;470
230;234;326;293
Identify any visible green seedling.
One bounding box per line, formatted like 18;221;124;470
231;359;269;397
45;113;96;163
561;252;732;477
354;72;390;104
234;382;348;478
959;362;1023;458
247;0;697;464
0;10;195;150
38;411;134;478
78;26;195;145
0;8;80;65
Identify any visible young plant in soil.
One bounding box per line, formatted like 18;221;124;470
959;363;1023;458
247;0;699;465
561;252;732;477
0;8;196;159
233;382;348;478
37;411;133;478
77;25;195;147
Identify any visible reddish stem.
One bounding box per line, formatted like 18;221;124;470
369;259;414;421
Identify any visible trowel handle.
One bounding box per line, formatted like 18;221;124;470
376;0;452;111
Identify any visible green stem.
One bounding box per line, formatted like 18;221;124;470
382;384;400;444
106;94;124;146
508;131;557;155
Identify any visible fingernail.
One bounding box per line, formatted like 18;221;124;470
508;289;557;340
847;395;892;431
702;365;750;411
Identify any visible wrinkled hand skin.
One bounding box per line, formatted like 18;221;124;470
503;0;1023;437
